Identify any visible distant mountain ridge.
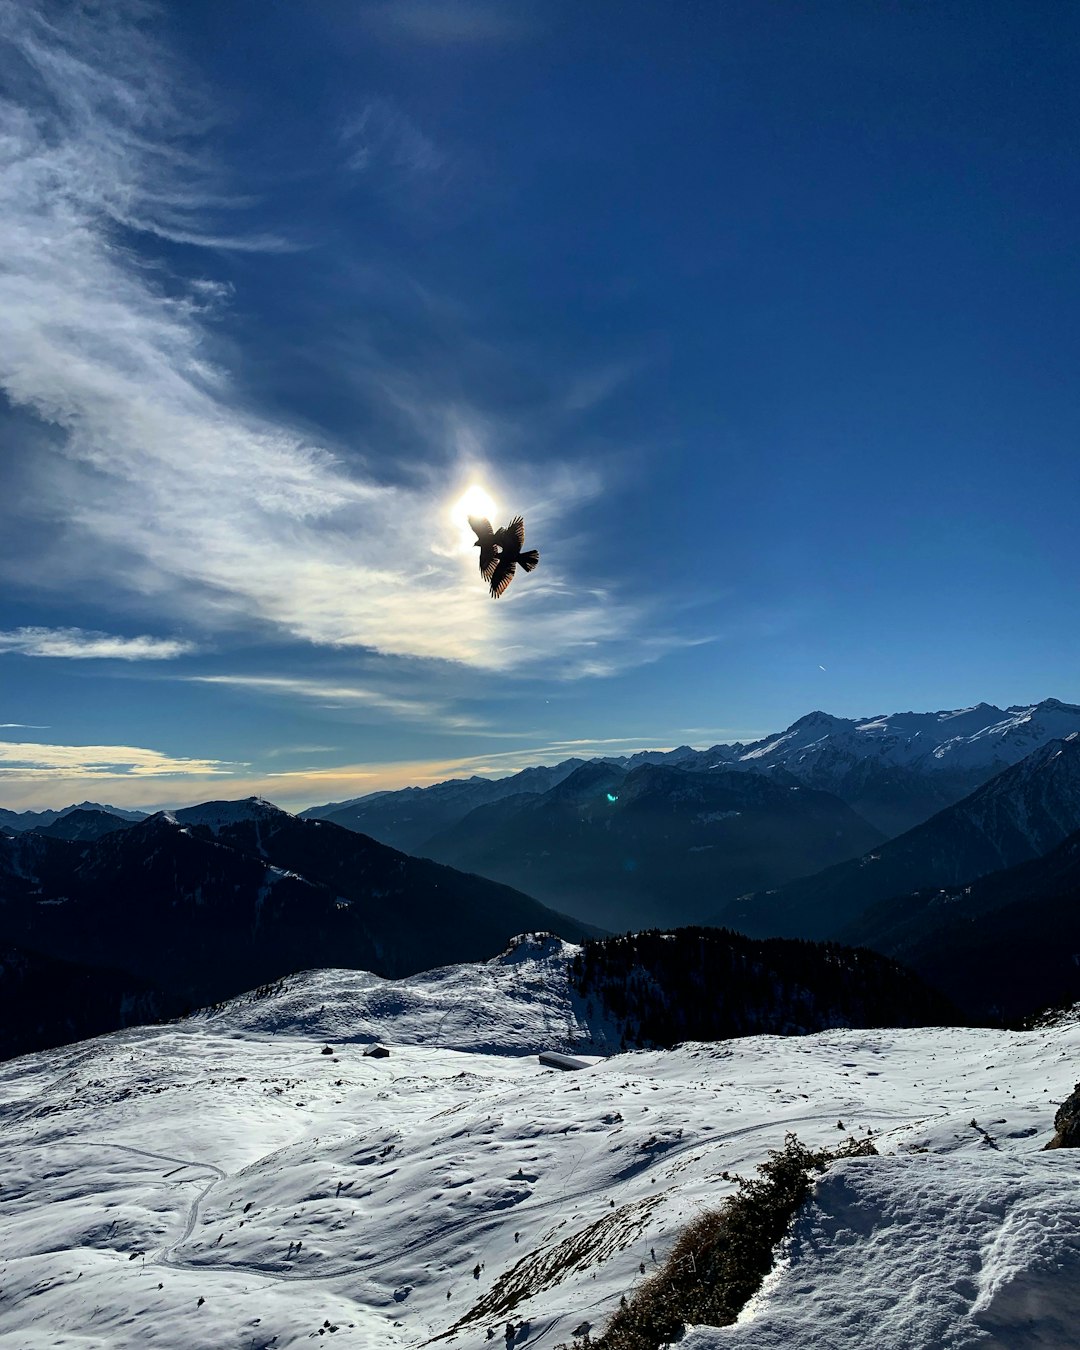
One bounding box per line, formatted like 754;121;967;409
703;699;1080;836
31;808;135;842
298;760;592;854
421;759;883;929
301;698;1080;845
0;801;147;832
6;699;1075;848
718;733;1080;942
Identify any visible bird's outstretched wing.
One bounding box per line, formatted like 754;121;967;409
469;515;498;576
468;515;494;542
495;516;525;553
488;554;517;598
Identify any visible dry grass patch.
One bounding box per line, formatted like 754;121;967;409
576;1132;877;1350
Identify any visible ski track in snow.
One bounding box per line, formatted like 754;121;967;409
0;943;1078;1349
65;1141;226;1264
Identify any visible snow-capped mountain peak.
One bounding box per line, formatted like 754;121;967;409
173;797;293;834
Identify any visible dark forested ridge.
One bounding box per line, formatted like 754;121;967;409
842;827;1080;1022
717;736;1080;942
568;927;958;1049
0;943;185;1061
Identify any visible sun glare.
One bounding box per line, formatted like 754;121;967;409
452;484;498;553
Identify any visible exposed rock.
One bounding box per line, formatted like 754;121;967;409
1044;1081;1080;1148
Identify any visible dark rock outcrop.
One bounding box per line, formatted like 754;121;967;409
1045;1081;1080;1149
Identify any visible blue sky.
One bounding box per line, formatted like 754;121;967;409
1;0;1079;811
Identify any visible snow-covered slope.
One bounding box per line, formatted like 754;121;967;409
684;1146;1080;1350
192;933;625;1056
173;796;289;834
703;699;1080;837
718;699;1080;778
1;948;1077;1350
0;811;595;1044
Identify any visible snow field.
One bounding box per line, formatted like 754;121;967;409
0;944;1077;1349
690;1152;1080;1349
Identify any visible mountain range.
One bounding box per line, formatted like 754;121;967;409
701;698;1080;835
4;697;1080;1039
2;702;1079;1347
843;823;1080;1021
0;800;147;832
419;759;883;929
707;734;1080;1020
718;734;1080;941
303;697;1080;847
7;698;1076;852
0;799;593;1058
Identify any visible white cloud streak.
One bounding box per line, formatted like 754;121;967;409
0;626;194;659
0;1;659;679
185;673;485;729
0;740;234;779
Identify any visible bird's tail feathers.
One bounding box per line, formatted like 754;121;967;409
518;549;540;572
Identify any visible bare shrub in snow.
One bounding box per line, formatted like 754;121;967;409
579;1132;877;1350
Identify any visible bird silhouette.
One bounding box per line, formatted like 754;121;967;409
468;515;500;583
487;515;540;598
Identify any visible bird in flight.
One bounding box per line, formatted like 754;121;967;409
468;514;540;598
488;515;540;598
468;515;500;583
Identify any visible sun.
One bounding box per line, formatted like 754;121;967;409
455;483;498;521
451;483;498;552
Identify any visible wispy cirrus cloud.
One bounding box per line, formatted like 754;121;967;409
184;673;485;729
0;0;663;680
1;722;49;729
0;740;235;779
0;627;194;660
342;99;444;179
0;2;289;255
